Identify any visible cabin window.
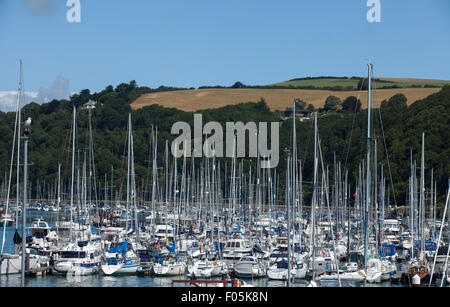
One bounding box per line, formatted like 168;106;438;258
59;251;86;258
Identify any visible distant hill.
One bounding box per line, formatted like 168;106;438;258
270;77;450;90
131;87;441;112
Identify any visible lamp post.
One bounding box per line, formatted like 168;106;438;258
21;117;33;287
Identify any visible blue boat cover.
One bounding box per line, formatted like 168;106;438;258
167;241;176;253
381;243;396;257
277;259;288;269
253;244;264;254
109;240;128;258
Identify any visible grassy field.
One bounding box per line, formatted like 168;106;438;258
131;87;442;112
270;77;450;89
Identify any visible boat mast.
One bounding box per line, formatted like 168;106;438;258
311;112;318;281
420;133;425;259
364;62;373;278
21;114;29;287
126;114;131;233
151;127;158;234
15;61;22;232
286;150;291;287
70;107;76;240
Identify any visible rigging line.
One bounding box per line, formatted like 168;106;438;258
62;113;74;193
1;63;21;256
318;135;342;287
144;127;154;198
300;116;313;177
343;78;366;171
372;78;398;208
116;126;129;203
88;110;99;208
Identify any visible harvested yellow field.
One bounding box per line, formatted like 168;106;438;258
131;87;442;112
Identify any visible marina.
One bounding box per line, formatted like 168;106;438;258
0;64;449;288
0;2;449;291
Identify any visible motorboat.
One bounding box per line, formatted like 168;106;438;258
53;241;102;276
222;239;253;260
234;256;266;278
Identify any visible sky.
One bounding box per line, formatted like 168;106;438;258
0;0;449;111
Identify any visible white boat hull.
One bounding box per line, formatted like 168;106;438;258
366;271;382;283
1;254;44;275
267;268;289;280
101;263;139;275
154;263;186;276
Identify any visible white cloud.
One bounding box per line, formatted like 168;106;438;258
36;75;70;104
23;0;58;16
0;75;70;112
0;91;38;112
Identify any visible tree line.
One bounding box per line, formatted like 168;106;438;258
0;82;448;213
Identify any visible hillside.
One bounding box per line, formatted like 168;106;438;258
271;77;450;89
131;87;441;112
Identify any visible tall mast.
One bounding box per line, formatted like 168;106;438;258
15;61;23;231
70;106;76;240
286;151;291;287
151;127;158;232
289;99;298;286
21;116;29;287
311;112;318;281
131;132;138;238
364;62;373;275
420;133;425;258
126;114;131;233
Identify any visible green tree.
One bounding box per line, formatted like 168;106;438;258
294;99;307;109
231;81;246;88
324;96;341;111
342;96;361;112
381;93;408;111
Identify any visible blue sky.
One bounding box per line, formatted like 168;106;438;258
0;0;449;110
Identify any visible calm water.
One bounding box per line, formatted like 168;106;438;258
0;272;404;288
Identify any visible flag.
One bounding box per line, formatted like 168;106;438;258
13;229;22;244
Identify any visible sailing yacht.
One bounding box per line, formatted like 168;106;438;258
101;239;140;275
153;256;186;276
266;258;307;280
366;258;383;283
234;256;266;278
267;259;290;280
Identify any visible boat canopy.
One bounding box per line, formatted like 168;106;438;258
381;244;396;257
109;240;128;254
